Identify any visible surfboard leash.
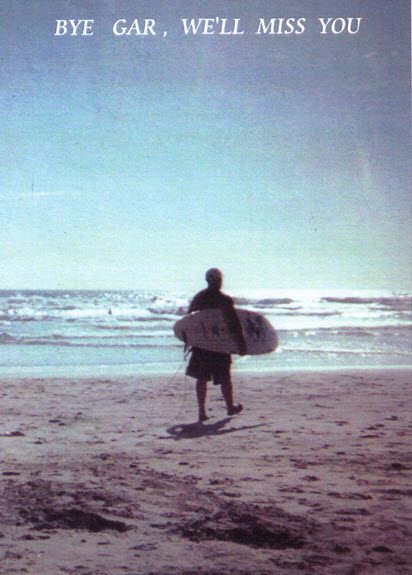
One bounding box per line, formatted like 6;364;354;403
157;348;192;426
137;354;191;431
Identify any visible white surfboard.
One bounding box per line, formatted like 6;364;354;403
174;308;278;355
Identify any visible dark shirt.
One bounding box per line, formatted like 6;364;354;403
188;288;246;353
188;287;234;313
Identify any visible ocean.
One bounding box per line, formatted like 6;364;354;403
0;289;411;376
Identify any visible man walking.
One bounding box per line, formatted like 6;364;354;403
186;268;247;422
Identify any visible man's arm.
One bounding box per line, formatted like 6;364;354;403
187;292;201;313
221;299;247;355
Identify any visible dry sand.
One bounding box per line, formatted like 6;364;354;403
0;367;410;575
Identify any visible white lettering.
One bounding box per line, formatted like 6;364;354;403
319;17;361;34
54;20;67;36
54;19;94;36
181;19;203;34
203;18;215;34
256;18;277;35
319;17;333;34
113;18;157;36
231;18;244;35
347;17;362;34
54;20;68;36
181;18;244;35
295;18;306;34
331;17;346;34
256;18;306;35
219;18;244;35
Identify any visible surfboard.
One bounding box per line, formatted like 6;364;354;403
173;308;278;355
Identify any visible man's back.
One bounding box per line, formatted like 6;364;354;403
188;288;233;313
188;287;245;353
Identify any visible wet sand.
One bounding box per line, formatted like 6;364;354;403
0;368;410;574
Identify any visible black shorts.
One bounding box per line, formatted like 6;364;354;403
186;348;232;385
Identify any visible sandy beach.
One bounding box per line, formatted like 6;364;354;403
0;367;410;575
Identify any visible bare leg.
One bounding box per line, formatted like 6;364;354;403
196;379;209;422
221;382;243;416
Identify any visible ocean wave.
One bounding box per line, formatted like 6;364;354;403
321;296;411;311
234;297;296;307
280;347;412;356
92;323;171;332
0;309;179;324
256;298;295;306
93;323;152;331
6;297;29;305
288;325;412;337
148;304;187;316
16;340;175;349
0;314;40;322
270;311;342;318
0;332;21;344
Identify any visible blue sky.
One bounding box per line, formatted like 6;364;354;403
1;1;410;291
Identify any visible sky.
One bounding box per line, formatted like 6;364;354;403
1;0;410;292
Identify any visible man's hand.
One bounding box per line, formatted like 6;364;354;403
239;341;248;356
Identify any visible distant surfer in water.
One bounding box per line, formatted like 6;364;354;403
186;268;247;422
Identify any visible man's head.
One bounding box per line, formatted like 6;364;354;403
205;268;223;290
